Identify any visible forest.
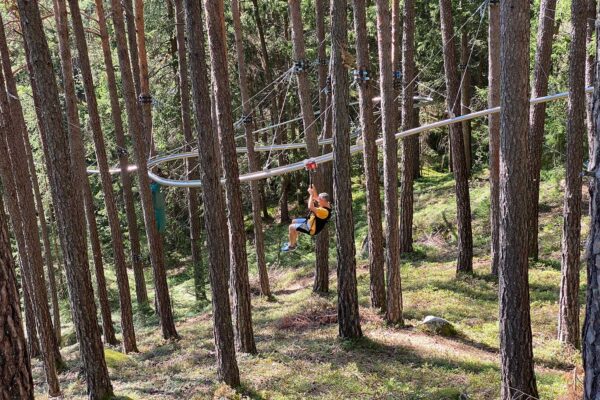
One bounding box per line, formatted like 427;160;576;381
0;0;597;398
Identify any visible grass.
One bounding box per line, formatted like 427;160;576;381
32;167;584;399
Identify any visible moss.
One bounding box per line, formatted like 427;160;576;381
104;349;130;368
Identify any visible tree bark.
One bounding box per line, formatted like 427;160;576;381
250;0;279;222
172;0;207;302
586;0;597;159
584;7;600;389
108;0;179;340
332;0;362;340
0;22;62;399
0;13;61;347
439;0;473;275
352;0;386;313
134;0;155;156
231;0;271;298
66;0;138;353
184;0;240;386
0;195;34;400
204;0;256;354
16;0;114;396
460;30;472;174
558;0;586;350
488;0;501;277
498;0;538;396
288;0;330;294
122;0;142;95
51;0;118;347
94;0;149;310
313;0;331;295
527;0;558;260
22;275;40;358
399;0;418;254
375;0;403;325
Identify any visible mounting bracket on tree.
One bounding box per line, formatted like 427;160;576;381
323;76;332;94
138;94;153;104
393;70;402;89
293;59;310;73
116;146;129;158
353;68;370;84
242;114;253;125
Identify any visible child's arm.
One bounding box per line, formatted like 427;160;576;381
308;185;317;212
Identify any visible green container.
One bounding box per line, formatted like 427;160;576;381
150;182;166;234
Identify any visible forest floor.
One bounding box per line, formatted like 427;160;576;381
33;167;585;399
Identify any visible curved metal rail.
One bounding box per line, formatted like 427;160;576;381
145;87;591;188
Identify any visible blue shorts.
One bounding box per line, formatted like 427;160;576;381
292;218;311;234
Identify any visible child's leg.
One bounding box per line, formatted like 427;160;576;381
288;223;299;246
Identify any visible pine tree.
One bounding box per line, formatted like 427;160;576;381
52;0;118;346
333;0;362;340
16;0;114;396
0;195;34;399
399;0;418;254
488;0;501;276
558;0;586;349
204;0;256;354
66;0;138;352
352;0;386;312
498;0;538;396
108;0;179;340
184;0;240;385
375;0;403;324
527;0;558;260
439;0;473;275
94;0;149;309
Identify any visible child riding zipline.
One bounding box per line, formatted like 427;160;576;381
281;183;332;252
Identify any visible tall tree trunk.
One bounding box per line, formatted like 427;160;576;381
498;0;538;396
109;0;179;340
558;0;586;350
172;0;207;302
313;0;331;295
94;0;149;310
460;30;472;173
376;0;403;325
204;0;257;354
584;5;600;389
184;0;240;386
332;0;362;340
586;0;597;159
0;27;62;400
250;0;278;222
66;0;138;353
0;195;34;400
51;0;118;347
399;0;417;254
22;275;40;358
16;0;114;396
0;14;61;346
122;0;142;95
488;0;501;276
527;0;557;260
352;0;386;313
85;192;119;345
134;0;155;156
439;0;473;275
231;0;271;298
288;0;330;294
